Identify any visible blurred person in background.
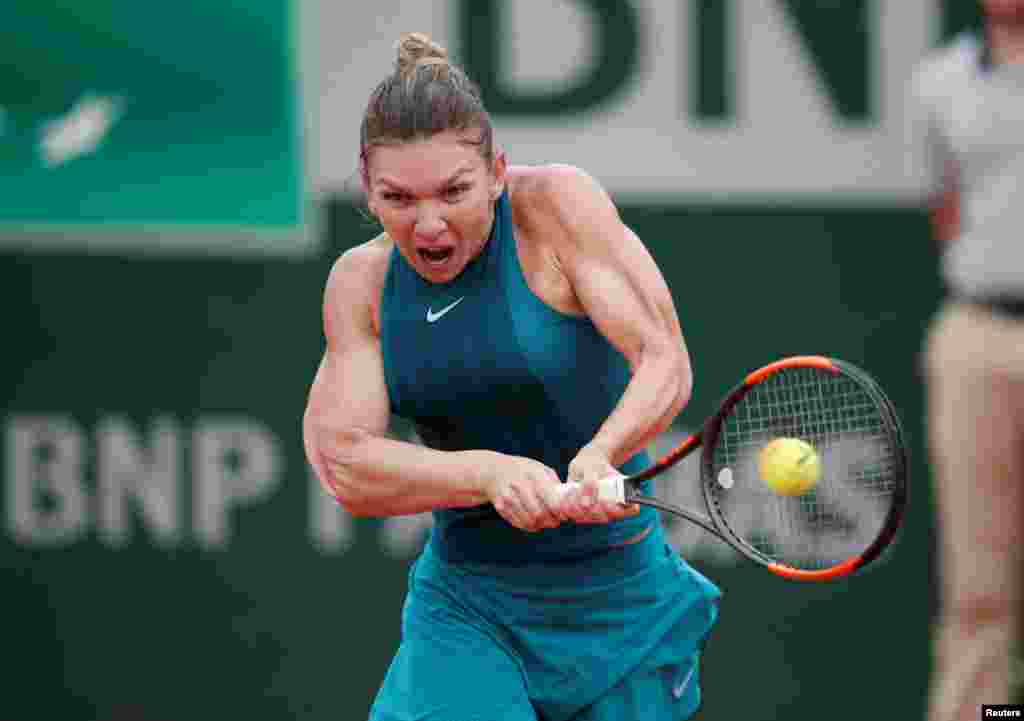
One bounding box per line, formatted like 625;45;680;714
303;32;719;721
913;1;1024;718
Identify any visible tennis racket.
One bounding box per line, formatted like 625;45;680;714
557;356;908;582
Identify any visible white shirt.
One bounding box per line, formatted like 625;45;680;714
912;33;1024;300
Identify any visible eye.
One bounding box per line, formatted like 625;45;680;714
381;191;410;204
444;183;471;200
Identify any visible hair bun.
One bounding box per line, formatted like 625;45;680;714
396;32;449;80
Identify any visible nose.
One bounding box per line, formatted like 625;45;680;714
414;204;447;241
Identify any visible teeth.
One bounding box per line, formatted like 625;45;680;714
420;248;452;264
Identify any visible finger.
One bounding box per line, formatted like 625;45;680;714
566;458;588;484
577;490;613;524
554;482;582;520
561;482;623;524
547;483;570;518
512;484;554;531
493;494;532;532
533;494;562;529
605;502;641;521
511;483;544;528
537;483;567;527
541;484;564;522
572;483;601;521
539;470;570;526
559;484;582;520
580;482;638;523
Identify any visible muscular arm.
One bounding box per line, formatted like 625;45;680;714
302;246;494;517
541;166;691;468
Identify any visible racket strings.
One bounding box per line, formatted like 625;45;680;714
709;367;900;570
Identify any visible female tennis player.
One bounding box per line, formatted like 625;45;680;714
302;32;720;721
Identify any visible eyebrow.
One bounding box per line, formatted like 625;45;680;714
377;167;474;194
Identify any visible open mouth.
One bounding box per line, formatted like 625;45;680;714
418;247;454;266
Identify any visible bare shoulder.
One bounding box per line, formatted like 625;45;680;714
508;163;609;212
324;232;393;337
507;164;621;248
508;163;616;234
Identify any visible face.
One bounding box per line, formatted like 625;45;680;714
365;129;506;284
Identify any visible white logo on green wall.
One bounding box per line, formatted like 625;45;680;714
39;93;123;168
319;0;936;199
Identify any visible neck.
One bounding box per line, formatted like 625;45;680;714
988;21;1024;66
468;204;498;264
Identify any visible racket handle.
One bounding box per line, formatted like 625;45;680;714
556;475;627;505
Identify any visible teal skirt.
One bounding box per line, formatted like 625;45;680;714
370;524;721;721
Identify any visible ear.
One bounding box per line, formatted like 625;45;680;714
363;187;381;220
360;157;378;216
491;150;507;200
363;178;378;216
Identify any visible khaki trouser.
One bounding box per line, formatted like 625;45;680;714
925;302;1024;721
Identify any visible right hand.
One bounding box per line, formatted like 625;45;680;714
483;455;567;533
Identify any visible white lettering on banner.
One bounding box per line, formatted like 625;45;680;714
3;415;285;550
380;513;434;559
193;419;281;550
503;0;595;94
6;416;89;545
317;0;936;198
309;467;355;553
97;416;182;548
3;415;364;554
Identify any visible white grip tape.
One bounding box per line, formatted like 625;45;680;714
557;475;627;505
597;474;627;504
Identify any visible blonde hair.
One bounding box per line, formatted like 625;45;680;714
360;32;494;180
395;32;450;83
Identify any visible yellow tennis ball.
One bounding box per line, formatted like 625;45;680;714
759;437;821;496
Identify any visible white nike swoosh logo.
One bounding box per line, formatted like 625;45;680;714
426;296;465;323
673;663;696;699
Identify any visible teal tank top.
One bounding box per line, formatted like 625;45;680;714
381;190;657;563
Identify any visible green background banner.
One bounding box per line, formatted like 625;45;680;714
2;1;986;719
0;0;312;255
2;203;940;720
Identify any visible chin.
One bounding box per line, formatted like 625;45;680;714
418;258;464;284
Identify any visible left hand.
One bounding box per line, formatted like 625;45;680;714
559;444;641;524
